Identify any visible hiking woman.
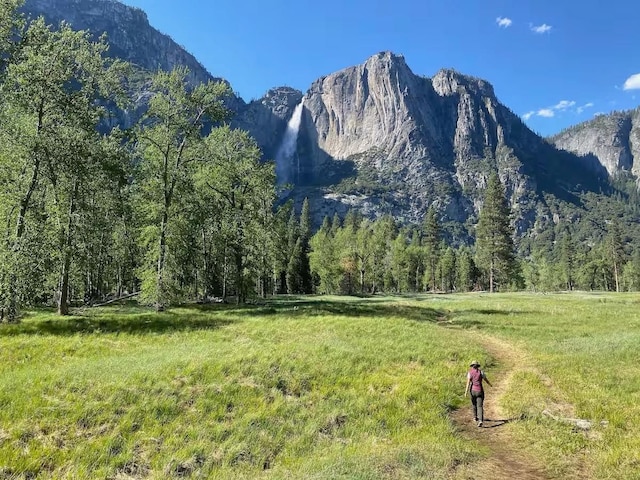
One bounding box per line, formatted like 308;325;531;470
464;360;492;427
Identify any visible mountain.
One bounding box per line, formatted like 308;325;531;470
272;52;611;239
19;1;633;244
551;108;640;179
22;0;245;121
23;0;211;84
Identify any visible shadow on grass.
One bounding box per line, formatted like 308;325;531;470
1;296;541;336
237;298;445;324
0;311;236;337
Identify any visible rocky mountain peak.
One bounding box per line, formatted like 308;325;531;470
551;108;640;178
23;0;213;86
432;68;495;98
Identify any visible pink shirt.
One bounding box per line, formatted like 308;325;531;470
467;368;485;392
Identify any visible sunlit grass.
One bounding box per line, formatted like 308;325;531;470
1;293;638;478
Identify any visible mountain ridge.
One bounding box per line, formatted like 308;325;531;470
17;1;638;245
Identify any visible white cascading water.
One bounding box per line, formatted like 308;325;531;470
275;101;304;185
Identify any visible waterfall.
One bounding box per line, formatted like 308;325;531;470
275;101;304;185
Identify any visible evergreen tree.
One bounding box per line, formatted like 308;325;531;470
559;229;576;291
309;216;342;294
456;247;477;292
298;198;313;293
606;219;625;292
475;173;517;293
422;206;440;291
622;249;640;292
438;247;456;292
286;238;304;294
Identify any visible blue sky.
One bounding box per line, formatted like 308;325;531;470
121;0;639;136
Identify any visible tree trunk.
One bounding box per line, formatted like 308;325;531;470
58;180;79;316
235;248;244;304
156;206;169;312
489;256;495;293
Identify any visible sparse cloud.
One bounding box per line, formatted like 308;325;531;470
537;109;555;118
553;100;576;110
623;73;640;91
496;17;513;28
522;99;588;121
577;102;595;114
531;23;552;34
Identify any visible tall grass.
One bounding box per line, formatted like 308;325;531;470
0;298;482;479
1;294;638;479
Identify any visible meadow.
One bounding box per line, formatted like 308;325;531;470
0;293;638;479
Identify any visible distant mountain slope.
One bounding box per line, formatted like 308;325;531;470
23;0;211;84
18;2;634;244
272;52;611;238
551;108;640;179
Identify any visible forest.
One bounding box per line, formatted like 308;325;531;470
1;1;639;323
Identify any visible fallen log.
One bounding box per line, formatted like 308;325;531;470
92;291;141;307
542;409;609;430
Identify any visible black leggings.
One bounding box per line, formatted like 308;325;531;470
471;390;484;421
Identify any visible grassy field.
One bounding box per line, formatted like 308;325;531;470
0;293;638;479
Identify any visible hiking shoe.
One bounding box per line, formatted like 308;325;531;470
477;421;483;427
474;417;478;422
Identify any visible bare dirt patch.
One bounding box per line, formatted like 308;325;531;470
449;335;550;480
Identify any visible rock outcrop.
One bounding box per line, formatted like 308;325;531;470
285;52;606;236
18;1;624;240
233;87;303;160
551;109;640;178
23;0;211;84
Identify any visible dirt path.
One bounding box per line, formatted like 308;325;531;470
448;335;550;480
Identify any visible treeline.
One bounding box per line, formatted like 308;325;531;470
0;4;283;321
1;4;639;324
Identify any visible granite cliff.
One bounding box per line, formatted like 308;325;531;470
551;108;640;179
19;1;631;242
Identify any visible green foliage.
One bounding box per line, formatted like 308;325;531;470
475;173;519;292
2;294;640;478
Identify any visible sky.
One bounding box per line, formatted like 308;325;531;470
120;0;639;136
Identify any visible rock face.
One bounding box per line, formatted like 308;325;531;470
286;52;606;236
233;87;303;160
23;0;211;84
552;109;640;178
22;0;245;122
18;1;623;240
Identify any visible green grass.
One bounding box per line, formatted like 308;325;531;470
0;293;639;479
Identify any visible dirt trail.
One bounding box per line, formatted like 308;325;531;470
449;335;550;480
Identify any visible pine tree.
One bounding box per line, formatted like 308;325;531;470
422;206;440;291
475;173;517;293
456;247;477;292
299;198;313;293
559;229;576;291
606;219;626;292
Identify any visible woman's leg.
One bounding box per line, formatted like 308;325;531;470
470;393;478;421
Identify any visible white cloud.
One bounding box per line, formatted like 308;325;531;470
623;73;640;91
496;17;513;28
524;99;591;120
577;102;595;114
537;109;555;118
531;23;552;34
553;100;576;110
